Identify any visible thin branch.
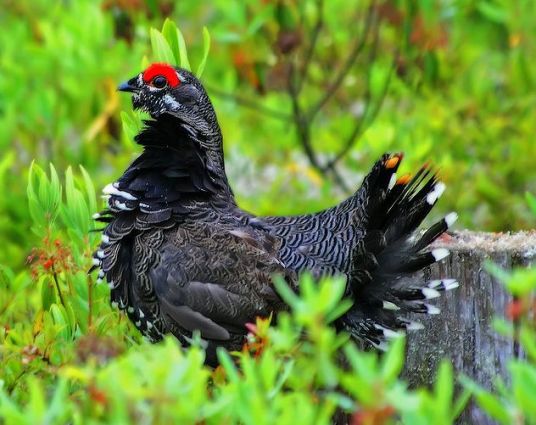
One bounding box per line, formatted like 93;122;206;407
51;265;66;308
324;19;395;170
308;0;377;121
296;0;324;95
287;63;322;170
206;85;291;121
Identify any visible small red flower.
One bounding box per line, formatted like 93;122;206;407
43;258;54;270
506;299;524;320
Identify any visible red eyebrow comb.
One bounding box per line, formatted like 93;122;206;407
142;63;180;87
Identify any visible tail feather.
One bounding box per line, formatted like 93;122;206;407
339;153;458;348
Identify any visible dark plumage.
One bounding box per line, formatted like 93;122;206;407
92;63;458;363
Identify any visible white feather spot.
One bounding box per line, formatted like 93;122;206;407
135;321;141;327
92;258;101;266
382;301;400;311
111;301;118;309
138;309;145;318
445;212;458;227
96;278;103;284
108;281;116;289
444;279;459;291
426;304;441;315
372;340;389;351
127;307;134;313
426;182;447;205
432;248;450;262
114;200;133;211
422;287;441;299
428;280;442;288
406;321;425;331
101;234;110;244
92;212;100;219
374;324;403;339
146;322;153;329
103;183;137;201
96;250;105;259
388;173;397;190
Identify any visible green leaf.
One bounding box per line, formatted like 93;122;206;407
176;27;191;71
162;19;181;65
40;276;56;311
196;27;211;77
460;376;511;424
150;28;176;65
435;361;453;414
381;336;405;382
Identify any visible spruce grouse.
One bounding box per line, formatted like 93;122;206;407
92;63;458;365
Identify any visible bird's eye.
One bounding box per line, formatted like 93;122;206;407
152;76;168;89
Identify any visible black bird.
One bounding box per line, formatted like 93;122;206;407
92;63;458;363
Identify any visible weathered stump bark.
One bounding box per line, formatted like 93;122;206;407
404;230;536;425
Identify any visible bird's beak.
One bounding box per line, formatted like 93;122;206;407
117;77;139;93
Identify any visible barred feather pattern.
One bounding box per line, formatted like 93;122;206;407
91;73;458;358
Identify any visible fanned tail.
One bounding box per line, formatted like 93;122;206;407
340;153;458;348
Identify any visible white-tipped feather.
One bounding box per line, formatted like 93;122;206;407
426;304;441;315
445;212;458;227
111;301;118;309
138;309;145;318
146;321;153;329
434;182;446;199
101;234;110;244
428;279;443;288
388;173;397;190
432;248;450;262
102;183;137;201
96;250;105;259
127;307;134;313
444;280;459;290
92;212;100;219
406;321;425;331
135;321;141;327
92;257;101;266
114;200;133;211
96;278;103;284
372;340;389;351
422;287;441;299
98;270;104;278
382;301;400;311
426;182;447;205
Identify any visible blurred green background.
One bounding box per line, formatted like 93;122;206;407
1;2;536;422
1;0;535;265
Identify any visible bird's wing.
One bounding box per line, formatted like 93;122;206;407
145;223;289;341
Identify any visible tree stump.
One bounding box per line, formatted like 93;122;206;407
404;230;536;425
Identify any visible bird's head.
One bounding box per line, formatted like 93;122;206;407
118;63;218;134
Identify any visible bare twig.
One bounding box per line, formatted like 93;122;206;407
206;85;291;121
296;0;324;95
287;63;322;171
51;265;66;308
308;0;377;121
324;23;396;170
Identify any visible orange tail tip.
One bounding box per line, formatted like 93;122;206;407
396;173;412;185
384;153;404;169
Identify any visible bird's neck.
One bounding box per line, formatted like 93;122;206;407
121;113;236;209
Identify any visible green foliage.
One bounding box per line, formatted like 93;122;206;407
0;1;535;424
2;170;470;423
